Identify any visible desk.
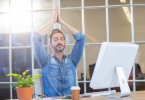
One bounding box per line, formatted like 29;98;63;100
7;91;145;100
79;91;145;100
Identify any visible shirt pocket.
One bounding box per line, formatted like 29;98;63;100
48;65;61;77
65;65;73;76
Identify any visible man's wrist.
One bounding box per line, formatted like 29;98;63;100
59;19;65;25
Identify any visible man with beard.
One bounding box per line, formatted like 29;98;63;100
33;7;85;97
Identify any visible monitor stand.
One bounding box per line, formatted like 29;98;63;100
116;66;131;97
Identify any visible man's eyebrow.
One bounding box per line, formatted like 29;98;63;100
53;37;58;39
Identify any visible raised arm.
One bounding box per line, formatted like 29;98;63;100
37;7;58;35
57;9;79;35
56;7;85;65
33;7;58;67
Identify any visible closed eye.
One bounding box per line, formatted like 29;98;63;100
60;37;65;41
53;37;58;41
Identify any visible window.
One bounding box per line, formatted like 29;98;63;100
0;0;145;99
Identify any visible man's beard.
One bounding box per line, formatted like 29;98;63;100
52;43;65;53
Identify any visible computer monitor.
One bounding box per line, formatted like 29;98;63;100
89;42;139;97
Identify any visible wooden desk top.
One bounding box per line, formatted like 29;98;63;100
79;91;145;100
8;91;145;100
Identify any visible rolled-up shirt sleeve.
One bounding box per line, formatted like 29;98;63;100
32;33;50;67
69;32;85;66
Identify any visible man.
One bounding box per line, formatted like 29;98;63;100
33;7;85;97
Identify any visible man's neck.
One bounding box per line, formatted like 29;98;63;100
53;52;64;62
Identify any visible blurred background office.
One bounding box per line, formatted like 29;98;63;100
0;0;145;99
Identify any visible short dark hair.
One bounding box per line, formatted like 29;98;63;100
49;29;65;43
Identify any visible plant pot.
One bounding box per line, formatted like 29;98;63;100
16;86;34;100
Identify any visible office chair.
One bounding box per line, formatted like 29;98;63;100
33;69;44;98
76;69;78;86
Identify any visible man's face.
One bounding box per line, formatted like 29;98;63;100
50;33;66;53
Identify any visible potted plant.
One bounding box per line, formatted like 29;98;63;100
7;70;41;100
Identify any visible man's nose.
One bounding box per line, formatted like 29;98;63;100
57;41;62;45
57;40;61;43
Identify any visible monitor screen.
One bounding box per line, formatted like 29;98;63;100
90;42;139;90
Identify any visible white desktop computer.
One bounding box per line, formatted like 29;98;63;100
89;42;139;97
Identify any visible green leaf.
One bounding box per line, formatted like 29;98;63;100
32;74;41;80
7;73;22;80
22;70;29;76
6;70;41;88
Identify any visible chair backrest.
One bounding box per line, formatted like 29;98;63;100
89;63;96;79
33;69;43;96
76;69;78;86
129;63;144;80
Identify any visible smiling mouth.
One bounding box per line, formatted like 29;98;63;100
56;46;62;49
57;45;63;47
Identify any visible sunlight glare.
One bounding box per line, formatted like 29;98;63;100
9;0;31;33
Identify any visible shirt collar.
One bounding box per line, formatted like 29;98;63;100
52;55;66;62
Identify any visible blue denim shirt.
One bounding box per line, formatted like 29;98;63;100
33;32;85;97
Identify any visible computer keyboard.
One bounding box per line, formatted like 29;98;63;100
80;90;116;97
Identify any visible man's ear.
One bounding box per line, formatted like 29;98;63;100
48;43;52;48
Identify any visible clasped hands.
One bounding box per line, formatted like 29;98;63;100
52;6;63;24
